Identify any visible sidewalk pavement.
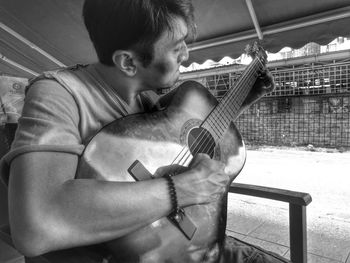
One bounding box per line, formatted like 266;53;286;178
226;147;350;263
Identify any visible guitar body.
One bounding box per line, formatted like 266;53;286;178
77;81;247;262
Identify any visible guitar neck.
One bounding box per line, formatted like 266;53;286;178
201;56;264;141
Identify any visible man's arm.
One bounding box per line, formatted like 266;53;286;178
9;151;227;257
8;151;172;256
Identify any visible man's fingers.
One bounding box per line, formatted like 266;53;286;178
258;70;275;91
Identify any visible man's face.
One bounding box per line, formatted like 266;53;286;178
137;16;189;89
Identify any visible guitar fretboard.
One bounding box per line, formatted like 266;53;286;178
201;56;264;141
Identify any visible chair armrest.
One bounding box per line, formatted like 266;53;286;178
228;183;312;263
229;183;312;206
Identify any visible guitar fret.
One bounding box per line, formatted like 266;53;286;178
225;108;236;122
208;117;225;136
215;111;228;130
220;93;239;121
207;112;227;135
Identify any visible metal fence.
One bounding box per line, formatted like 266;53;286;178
192;61;350;148
236;94;350;148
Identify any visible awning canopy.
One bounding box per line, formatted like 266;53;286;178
1;0;350;78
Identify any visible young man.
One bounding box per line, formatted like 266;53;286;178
0;0;289;262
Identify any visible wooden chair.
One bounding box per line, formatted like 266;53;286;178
229;183;312;263
0;124;312;263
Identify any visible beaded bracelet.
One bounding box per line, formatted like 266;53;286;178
164;174;181;218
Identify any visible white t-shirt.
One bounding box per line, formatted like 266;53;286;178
0;64;159;184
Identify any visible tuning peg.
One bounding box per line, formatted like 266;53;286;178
244;43;252;55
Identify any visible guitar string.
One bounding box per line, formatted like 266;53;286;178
199;57;264;155
173;58;263;167
178;59;263;166
172;57;264;167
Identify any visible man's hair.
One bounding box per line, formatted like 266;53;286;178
83;0;196;67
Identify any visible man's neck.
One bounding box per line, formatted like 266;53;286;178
90;63;141;107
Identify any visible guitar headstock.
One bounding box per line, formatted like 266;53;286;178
245;42;267;65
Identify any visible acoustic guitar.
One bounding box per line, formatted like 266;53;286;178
77;43;267;262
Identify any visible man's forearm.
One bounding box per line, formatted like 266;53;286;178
9;155;172;257
55;178;171;243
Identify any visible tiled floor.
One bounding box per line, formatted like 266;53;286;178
226;147;350;263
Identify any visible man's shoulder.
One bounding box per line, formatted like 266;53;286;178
26;64;91;97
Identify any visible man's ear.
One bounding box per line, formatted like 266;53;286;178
112;50;137;76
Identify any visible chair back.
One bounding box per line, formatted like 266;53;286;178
0;123;17;226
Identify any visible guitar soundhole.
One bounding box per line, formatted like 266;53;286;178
187;127;216;158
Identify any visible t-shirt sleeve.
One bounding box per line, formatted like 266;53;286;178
0;79;84;184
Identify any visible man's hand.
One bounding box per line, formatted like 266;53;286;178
241;69;275;110
173;153;230;207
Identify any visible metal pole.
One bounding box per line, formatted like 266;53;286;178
245;0;263;40
0;21;66;67
0;52;39;76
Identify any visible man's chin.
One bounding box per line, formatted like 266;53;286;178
172;73;181;85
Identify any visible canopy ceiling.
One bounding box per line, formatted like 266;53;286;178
0;0;350;78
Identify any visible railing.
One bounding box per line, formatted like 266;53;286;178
203;61;350;100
